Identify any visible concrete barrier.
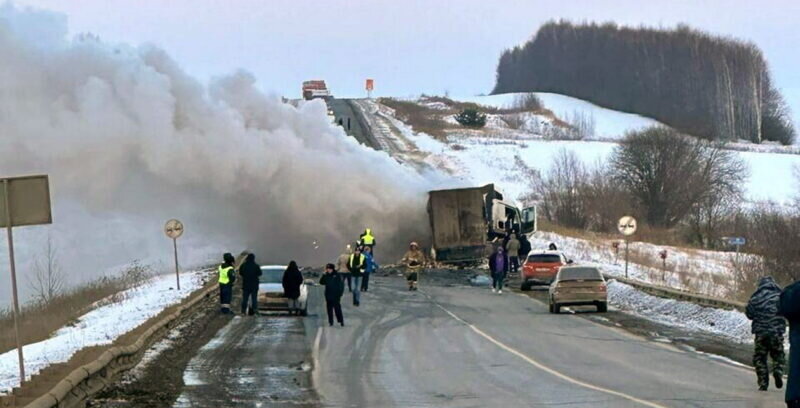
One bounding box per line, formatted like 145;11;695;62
604;274;746;312
21;278;218;408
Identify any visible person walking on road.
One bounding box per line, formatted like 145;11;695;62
238;253;262;316
746;276;787;391
362;246;378;292
489;246;508;294
506;234;521;275
347;247;367;306
337;245;353;292
320;263;345;327
359;228;376;254
779;279;800;407
283;261;304;315
218;253;237;314
401;242;425;291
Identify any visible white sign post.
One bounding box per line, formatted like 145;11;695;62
164;219;184;290
617;216;638;279
1;175;53;384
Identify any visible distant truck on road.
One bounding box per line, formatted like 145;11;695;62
302;80;332;100
427;184;536;264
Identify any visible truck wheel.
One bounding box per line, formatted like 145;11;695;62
520;282;529;291
553;303;561;314
597;302;607;313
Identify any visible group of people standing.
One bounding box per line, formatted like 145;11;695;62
747;276;800;407
217;252;304;316
321;229;379;326
487;232;532;294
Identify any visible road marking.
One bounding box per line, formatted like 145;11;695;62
311;327;322;389
432;301;669;408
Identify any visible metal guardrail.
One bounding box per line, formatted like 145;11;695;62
17;279;218;408
605;274;746;312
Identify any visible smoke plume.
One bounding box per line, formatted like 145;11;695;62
0;4;431;305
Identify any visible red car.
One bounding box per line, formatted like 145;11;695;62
521;251;570;290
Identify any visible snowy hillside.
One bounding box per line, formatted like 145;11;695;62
456;92;662;140
375;94;800;204
0;270;208;392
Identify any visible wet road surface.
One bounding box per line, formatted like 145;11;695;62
308;275;784;408
174;315;317;408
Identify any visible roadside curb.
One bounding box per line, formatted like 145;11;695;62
0;272;218;408
605;274;746;312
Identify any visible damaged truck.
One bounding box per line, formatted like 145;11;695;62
427;184;536;264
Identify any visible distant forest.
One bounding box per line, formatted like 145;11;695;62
493;21;795;144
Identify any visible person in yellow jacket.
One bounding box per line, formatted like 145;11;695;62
359;228;376;254
347;247;367;306
218;253;237;314
401;242;425;291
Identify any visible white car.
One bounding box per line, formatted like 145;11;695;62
257;265;309;315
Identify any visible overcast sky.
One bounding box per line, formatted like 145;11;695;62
13;0;800;124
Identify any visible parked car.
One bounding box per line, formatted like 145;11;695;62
548;266;607;314
520;251;570;290
258;265;309;315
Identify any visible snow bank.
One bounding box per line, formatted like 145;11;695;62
455;92;662;140
0;270;208;392
608;280;752;344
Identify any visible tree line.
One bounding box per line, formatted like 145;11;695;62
493;21;795;144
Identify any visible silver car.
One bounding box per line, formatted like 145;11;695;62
257;265;309;315
549;266;608;314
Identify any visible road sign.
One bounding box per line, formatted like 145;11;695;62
0;175;52;228
365;79;374;91
659;250;668;260
617;216;637;236
726;237;746;246
165;219;184;239
1;174;52;384
164;219;184;290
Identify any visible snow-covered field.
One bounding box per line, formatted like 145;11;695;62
457;92;662;140
384;93;800;204
0;270;209;393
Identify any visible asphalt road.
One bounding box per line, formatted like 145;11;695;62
307;275;784;408
167;274;785;408
327;98;381;150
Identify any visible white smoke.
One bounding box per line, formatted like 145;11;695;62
0;4;432;305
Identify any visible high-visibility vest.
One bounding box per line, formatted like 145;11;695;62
361;230;375;245
218;266;233;284
349;254;366;269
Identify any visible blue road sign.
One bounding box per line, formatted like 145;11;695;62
727;237;746;246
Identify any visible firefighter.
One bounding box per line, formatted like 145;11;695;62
359;228;376;254
218;253;237;314
401;242;425;291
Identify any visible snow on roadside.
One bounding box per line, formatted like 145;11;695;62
607;280;752;344
0;270;208;392
530;231;743;299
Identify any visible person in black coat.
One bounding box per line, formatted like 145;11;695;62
519;235;532;261
320;263;345;326
283;261;304;315
779;280;800;407
238;253;262;316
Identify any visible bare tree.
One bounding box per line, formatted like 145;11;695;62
610;127;747;228
535;149;590;228
29;234;64;304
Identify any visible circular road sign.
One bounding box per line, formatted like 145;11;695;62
165;219;185;239
617;216;637;236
